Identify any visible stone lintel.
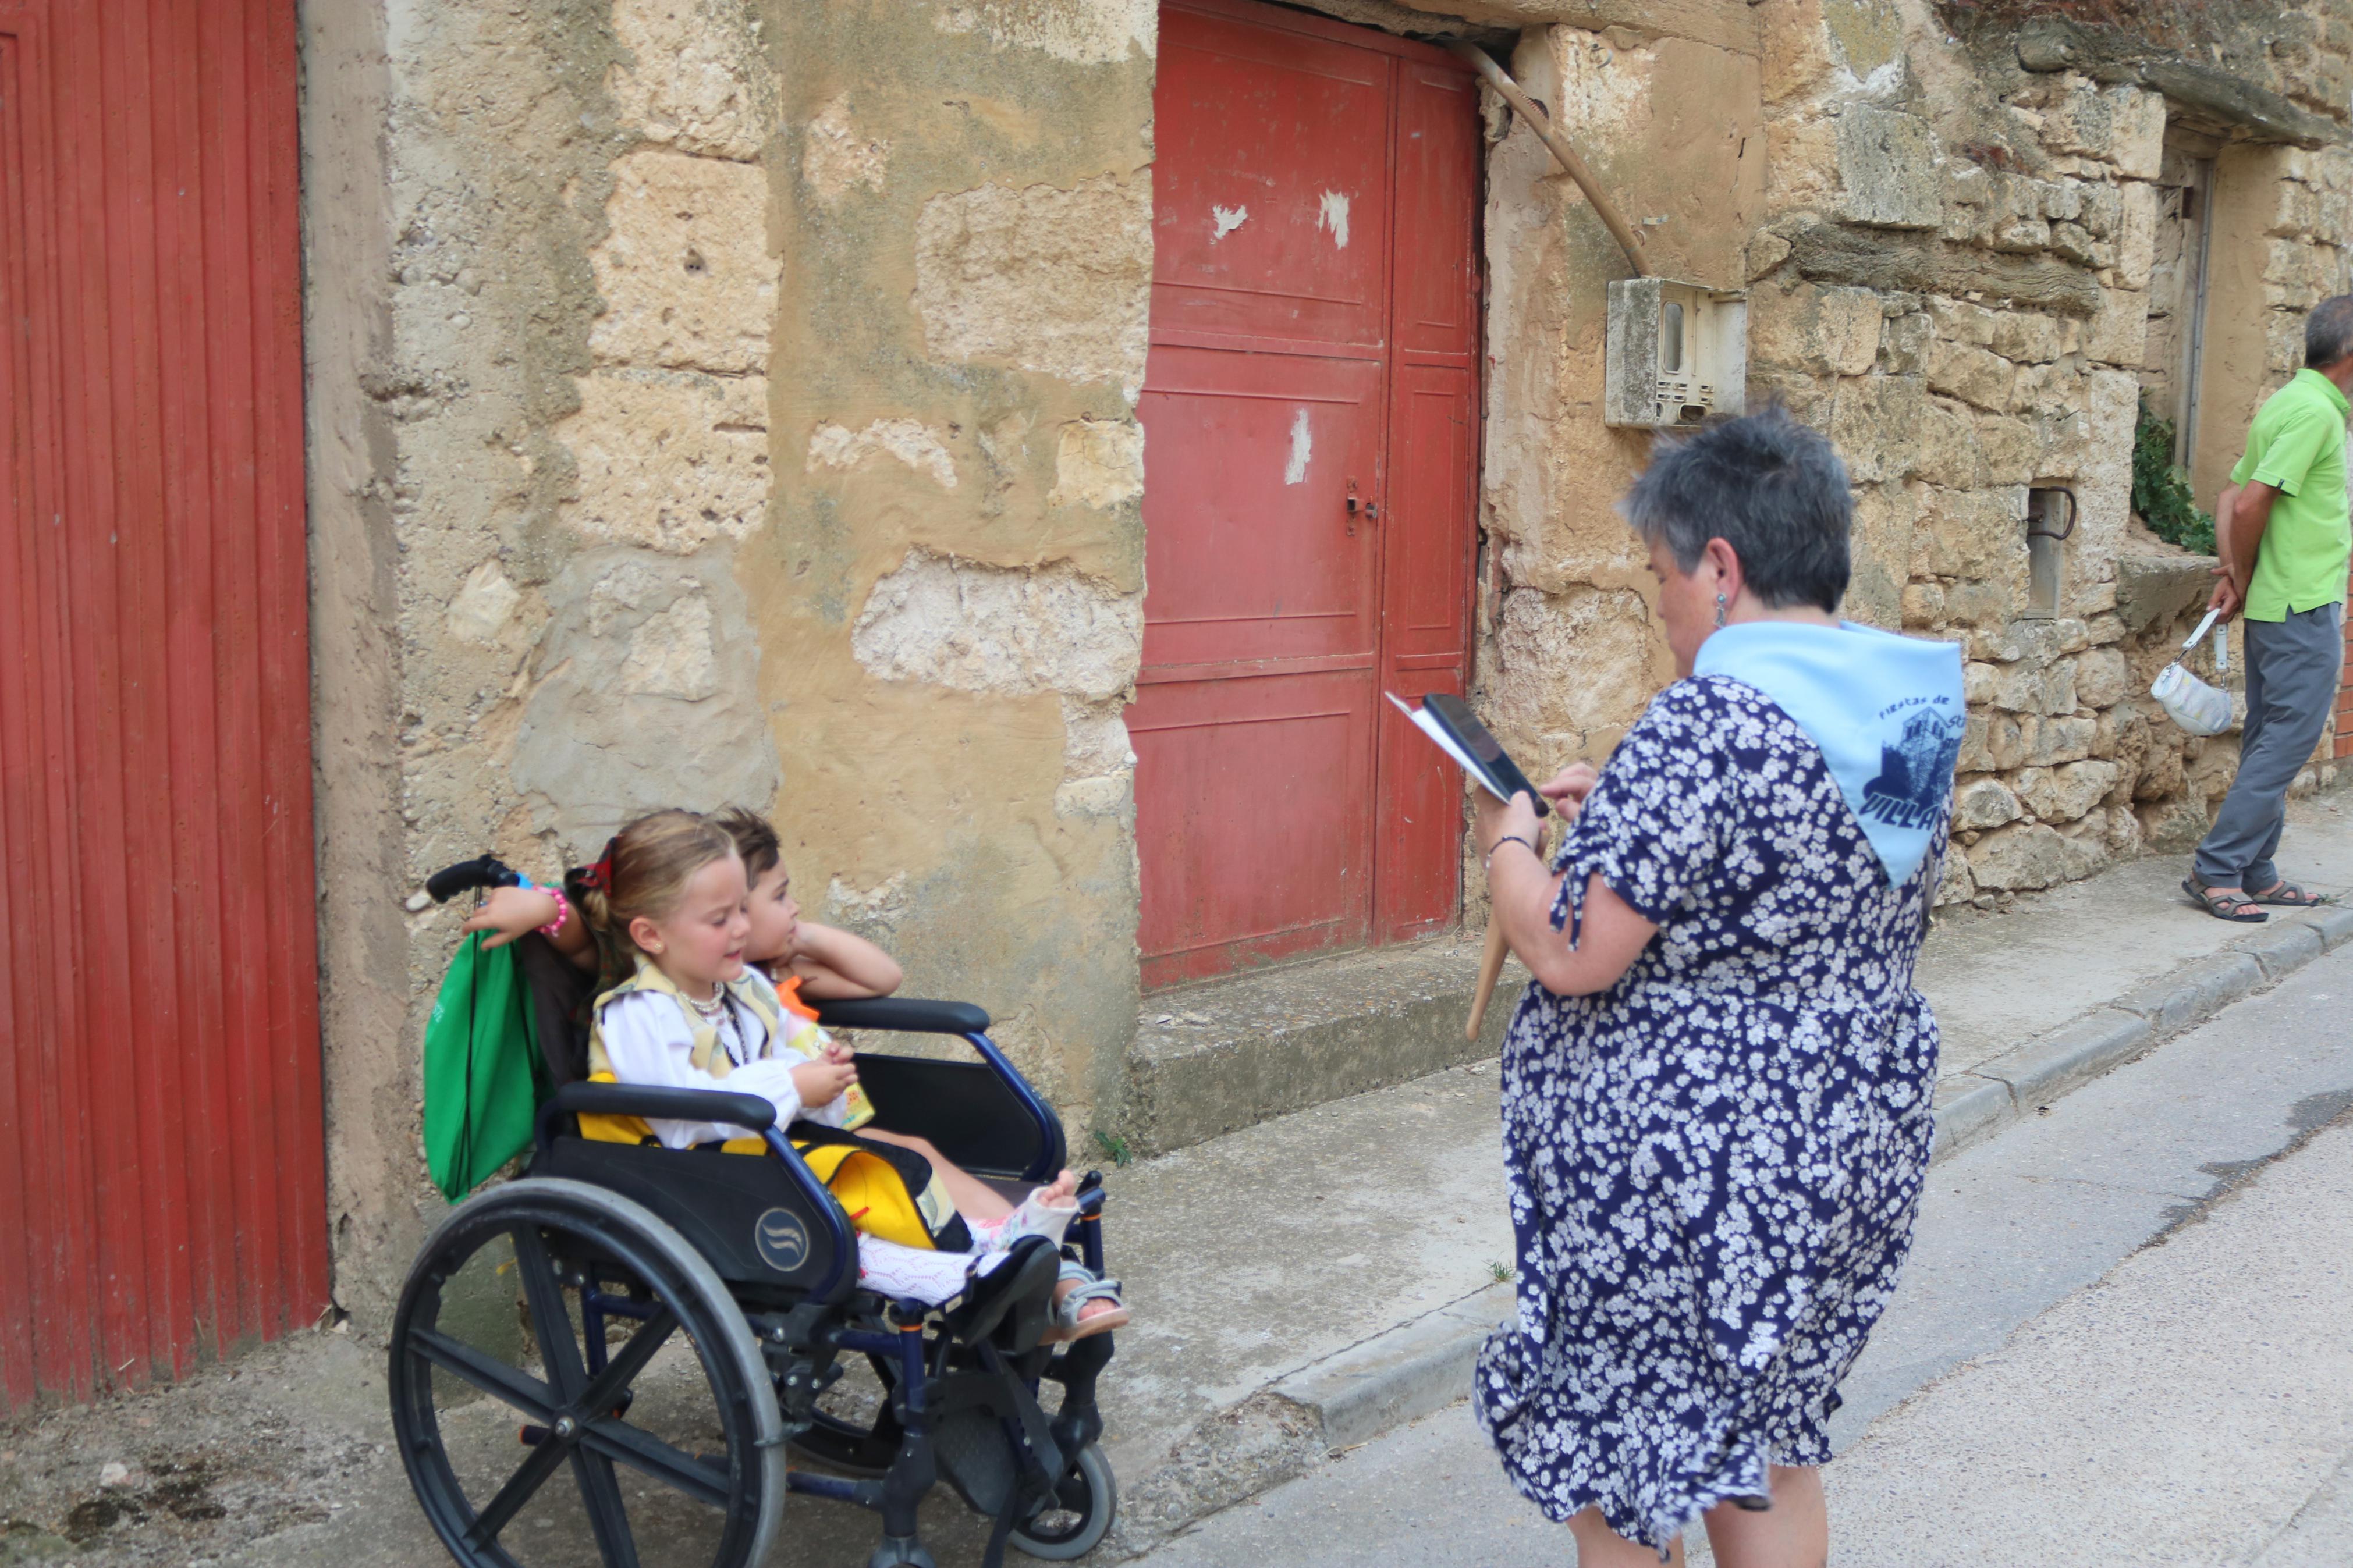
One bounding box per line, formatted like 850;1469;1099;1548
2017;17;2348;150
1784;221;2102;318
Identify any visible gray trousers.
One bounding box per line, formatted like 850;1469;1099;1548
2193;602;2347;890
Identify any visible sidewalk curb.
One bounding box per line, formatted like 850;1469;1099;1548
1113;905;2353;1556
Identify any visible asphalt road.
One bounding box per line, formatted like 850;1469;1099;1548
1132;943;2353;1567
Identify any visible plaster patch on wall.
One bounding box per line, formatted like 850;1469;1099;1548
445;559;521;644
1318;190;1351;249
608;0;776;161
851;549;1141;702
514;552;781;844
1283;408;1312;486
1486;586;1659;764
588;150;778;375
935;0;1155;65
622;589;719;699
807;418;960;490
803;93;889;204
558;368;771;553
825;872;911;937
1059;695;1134;779
1211;204;1249;242
913;174;1152;393
1046;417;1143;509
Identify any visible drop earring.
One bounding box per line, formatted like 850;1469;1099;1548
1714;591;1729;629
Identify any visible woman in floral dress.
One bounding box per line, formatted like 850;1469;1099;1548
1470;409;1965;1566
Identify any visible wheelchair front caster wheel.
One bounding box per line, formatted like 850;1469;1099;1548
1010;1442;1116;1561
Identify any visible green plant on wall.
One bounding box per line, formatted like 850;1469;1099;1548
2131;399;2217;556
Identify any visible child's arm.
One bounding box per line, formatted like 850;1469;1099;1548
458;884;597;970
788;921;904;1000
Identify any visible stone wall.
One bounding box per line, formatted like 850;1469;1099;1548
1463;0;2348;911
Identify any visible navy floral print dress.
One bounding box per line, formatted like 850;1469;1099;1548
1474;675;1946;1550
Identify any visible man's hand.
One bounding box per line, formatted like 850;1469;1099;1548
2208;564;2244;621
792;1057;858;1106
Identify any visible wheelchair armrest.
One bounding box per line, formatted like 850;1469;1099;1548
553;1082;778;1134
811;996;991;1034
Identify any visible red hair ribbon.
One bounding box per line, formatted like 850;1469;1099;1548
579;837;619;891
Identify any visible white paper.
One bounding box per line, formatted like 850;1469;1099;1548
1386;692;1510;803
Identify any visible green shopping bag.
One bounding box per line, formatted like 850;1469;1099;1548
422;931;549;1200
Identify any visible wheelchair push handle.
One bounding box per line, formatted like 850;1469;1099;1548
424;854;524;904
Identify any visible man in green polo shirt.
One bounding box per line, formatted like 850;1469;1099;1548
2186;294;2353;920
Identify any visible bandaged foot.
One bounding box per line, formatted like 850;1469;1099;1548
967;1169;1082;1251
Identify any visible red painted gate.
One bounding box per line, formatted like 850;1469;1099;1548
0;0;323;1411
1131;0;1481;988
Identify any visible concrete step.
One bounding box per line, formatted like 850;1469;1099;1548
1123;936;1527;1158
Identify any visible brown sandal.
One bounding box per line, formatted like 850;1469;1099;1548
2250;880;2331;908
2184;877;2269;922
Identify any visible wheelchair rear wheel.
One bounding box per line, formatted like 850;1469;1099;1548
388;1178;786;1568
1010;1442;1116;1561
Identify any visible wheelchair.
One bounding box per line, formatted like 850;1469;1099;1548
390;858;1118;1568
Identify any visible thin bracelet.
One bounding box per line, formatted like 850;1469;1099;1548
537;887;570;939
1485;834;1535;873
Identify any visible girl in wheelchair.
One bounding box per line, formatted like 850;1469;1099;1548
466;808;1126;1339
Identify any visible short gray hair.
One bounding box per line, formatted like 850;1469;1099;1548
1617;406;1852;614
2307;294;2353;369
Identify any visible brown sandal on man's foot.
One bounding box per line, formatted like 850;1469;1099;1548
2183;877;2269;922
2249;880;2332;908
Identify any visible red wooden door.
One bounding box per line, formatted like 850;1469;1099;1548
1131;0;1480;989
0;0;322;1411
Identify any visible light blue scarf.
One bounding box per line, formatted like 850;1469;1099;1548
1692;620;1966;886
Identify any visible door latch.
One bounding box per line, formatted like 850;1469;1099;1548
1346;479;1378;535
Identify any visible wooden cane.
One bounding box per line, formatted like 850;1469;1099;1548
1465;818;1545;1042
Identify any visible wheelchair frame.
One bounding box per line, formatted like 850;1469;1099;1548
389;883;1118;1568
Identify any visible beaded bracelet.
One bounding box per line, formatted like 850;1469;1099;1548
538;886;570;940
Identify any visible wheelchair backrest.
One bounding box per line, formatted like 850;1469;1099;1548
513;932;596;1090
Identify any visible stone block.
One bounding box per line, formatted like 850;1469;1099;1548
1990;311;2062;364
1878;310;1931;375
588;150;779;375
559;368;771;553
1048;418;1145;510
1982;657;2078;716
1749;280;1882;376
2049;222;2106;268
1976;1009;2152;1110
2135;791;2208;850
2111;952;2263;1034
1953;775;2022;830
2087;287;2149;368
1927;337;2015;411
2074;645;2130;708
1978;414;2039;485
914;173;1151;390
2040;180;2085;224
2111;182;2158;291
1912;486;2027;577
1914;400;1986;488
1967;822;2072;890
2241;920;2325;980
2019;714;2096;766
1926;296;1999;347
1828;374;1925;483
1903;580;1945;628
2110;87;2166;180
1837;106;1943;231
1957;709;2022;772
2014;758;2116;822
2081;183;2122;239
1944;161;1992;207
609;0;774;161
1943;574;2024;628
2263;239;2334;309
2269;180;2324;239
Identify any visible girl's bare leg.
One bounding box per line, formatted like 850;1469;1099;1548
1701;1466;1826;1568
1567;1507;1685;1568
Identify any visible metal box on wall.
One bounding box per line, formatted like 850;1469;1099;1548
1603;278;1748;429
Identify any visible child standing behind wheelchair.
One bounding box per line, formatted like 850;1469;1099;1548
467;808;1125;1336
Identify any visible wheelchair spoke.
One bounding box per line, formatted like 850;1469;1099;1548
510;1226;590;1401
579;1416;733;1510
463;1438;568;1549
407;1327;558;1421
570;1448;641;1568
575;1305;677;1418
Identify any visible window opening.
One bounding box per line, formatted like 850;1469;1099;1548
2025;488;2076;620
